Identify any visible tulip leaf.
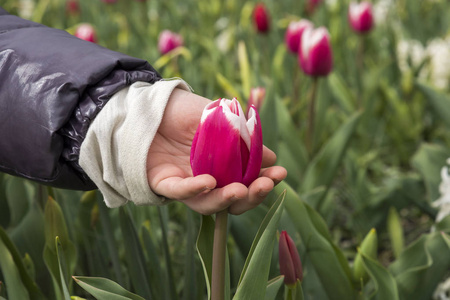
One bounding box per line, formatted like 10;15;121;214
416;82;450;128
153;46;192;69
233;190;286;300
353;228;378;285
275;182;355;300
0;232;30;300
141;224;164;300
359;251;399;300
118;207;153;300
264;276;284;300
216;73;243;101
300;111;362;208
5;176;31;228
411;143;449;203
387;207;404;258
389;231;450;300
0;227;46;300
55;237;71;300
327;72;355;115
73;276;145;300
238;41;251;99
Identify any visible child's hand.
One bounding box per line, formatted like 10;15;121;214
146;88;287;215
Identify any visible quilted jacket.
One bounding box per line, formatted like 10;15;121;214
0;7;162;190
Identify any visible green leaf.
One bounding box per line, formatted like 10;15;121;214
300;112;362;208
359;251;399;300
275;182;355;300
183;209;199;300
55;237;71;300
233;190;286;300
353;228;378;285
73;276;145;300
416;82;450;128
153;46;192;69
118;207;153;300
43;197;77;300
389;232;450;300
387;207;404;258
238;41;251;99
327;72;355;115
0;236;30;300
264;276;284;300
412;143;449;203
196;215;215;300
141;224;163;300
5;177;31;228
216;73;243;101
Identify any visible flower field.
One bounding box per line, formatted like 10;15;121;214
1;0;450;299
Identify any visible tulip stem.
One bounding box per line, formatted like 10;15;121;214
211;209;229;300
306;77;319;154
357;36;365;108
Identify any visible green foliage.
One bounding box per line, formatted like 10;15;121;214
1;0;450;299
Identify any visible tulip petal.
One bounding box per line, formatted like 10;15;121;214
191;104;243;188
242;106;263;186
279;231;297;285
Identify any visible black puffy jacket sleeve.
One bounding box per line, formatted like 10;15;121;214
0;8;162;190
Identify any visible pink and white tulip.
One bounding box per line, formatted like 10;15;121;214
299;27;333;77
348;2;374;34
285;20;314;54
158;30;183;55
279;231;303;286
247;87;266;117
74;24;97;43
190;98;263;188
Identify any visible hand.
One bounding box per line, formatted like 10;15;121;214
146;88;287;215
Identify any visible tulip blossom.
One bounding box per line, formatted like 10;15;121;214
299;27;333;77
66;0;79;15
74;24;97;43
247;87;266;117
348;2;374;33
190;98;263;188
279;231;303;285
285;20;314;54
158;30;183;55
253;3;270;33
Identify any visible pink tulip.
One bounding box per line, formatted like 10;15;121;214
190;98;263;188
279;231;303;286
247;87;266;117
66;0;80;15
253;3;270;34
348;2;374;33
285;20;314;54
299;27;333;77
158;30;183;55
74;24;97;43
306;0;322;15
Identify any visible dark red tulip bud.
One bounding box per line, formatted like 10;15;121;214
253;3;270;34
279;231;303;286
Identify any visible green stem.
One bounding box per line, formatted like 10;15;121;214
306;77;319;154
357;36;365;108
211;209;229;300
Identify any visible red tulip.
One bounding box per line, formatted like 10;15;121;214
66;0;79;15
253;3;270;33
279;231;303;285
158;30;183;55
348;2;374;34
306;0;322;15
74;24;97;43
247;87;266;117
285;20;314;54
190;98;263;188
299;27;333;77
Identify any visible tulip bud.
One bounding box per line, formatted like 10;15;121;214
158;30;183;55
247;87;266;117
348;2;374;34
253;3;270;34
306;0;322;15
285;20;314;54
74;24;97;43
299;27;333;77
190;98;263;188
279;231;303;286
66;0;80;16
353;228;377;284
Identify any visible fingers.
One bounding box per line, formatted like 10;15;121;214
152;174;217;200
260;166;287;186
228;177;274;215
262;146;277;168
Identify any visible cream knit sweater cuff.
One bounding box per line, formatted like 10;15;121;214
79;79;191;208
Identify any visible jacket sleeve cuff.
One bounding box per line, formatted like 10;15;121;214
79;79;191;208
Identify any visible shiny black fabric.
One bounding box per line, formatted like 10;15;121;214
0;8;161;190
